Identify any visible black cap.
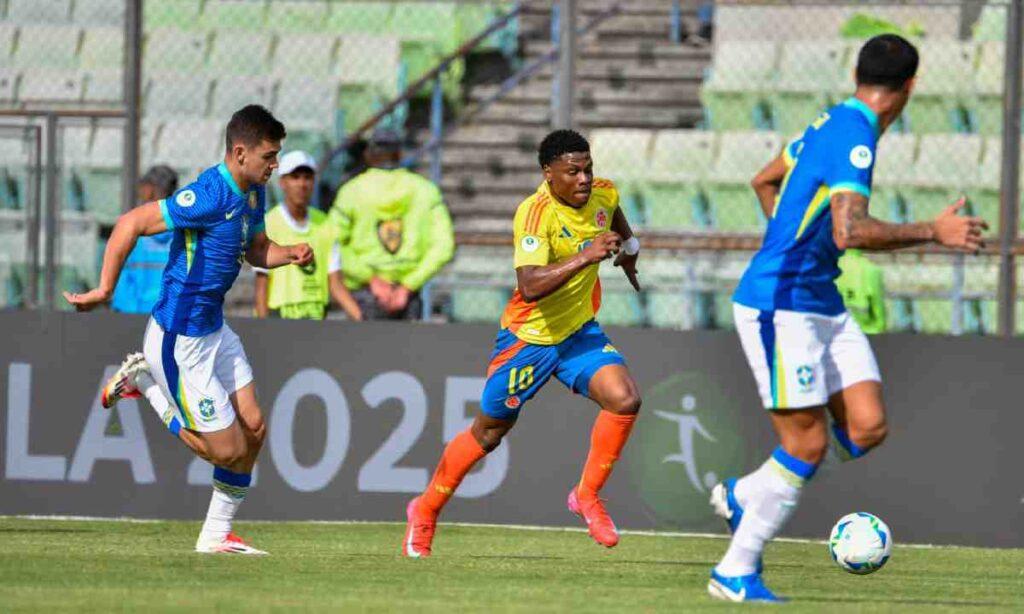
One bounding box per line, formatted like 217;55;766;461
368;127;403;149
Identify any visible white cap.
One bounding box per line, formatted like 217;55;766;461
278;150;317;176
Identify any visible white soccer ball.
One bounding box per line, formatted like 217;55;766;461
828;512;892;574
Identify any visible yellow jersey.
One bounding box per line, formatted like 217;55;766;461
500;178;619;345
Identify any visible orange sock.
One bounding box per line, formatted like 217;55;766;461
420;429;487;517
577;410;637;501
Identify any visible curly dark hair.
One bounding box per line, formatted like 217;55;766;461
538;129;590;168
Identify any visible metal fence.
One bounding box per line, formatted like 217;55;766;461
1;0;1022;336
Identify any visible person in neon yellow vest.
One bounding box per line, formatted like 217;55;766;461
836;248;887;334
329;129;455;320
254;151;362;321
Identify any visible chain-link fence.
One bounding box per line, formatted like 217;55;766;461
1;0;1022;336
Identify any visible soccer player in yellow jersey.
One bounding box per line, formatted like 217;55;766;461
402;129;643;557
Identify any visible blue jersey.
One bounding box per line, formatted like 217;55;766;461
733;98;879;316
152;163;266;336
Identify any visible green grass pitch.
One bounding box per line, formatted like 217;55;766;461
0;517;1021;612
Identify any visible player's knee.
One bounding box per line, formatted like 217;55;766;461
604;389;641;415
855;418;888;450
209;437;248;468
789;431;829;466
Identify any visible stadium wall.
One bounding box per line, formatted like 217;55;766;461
0;311;1021;548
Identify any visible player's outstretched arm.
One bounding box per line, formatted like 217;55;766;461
64;201;168;311
245;231;314;269
610;207;641;292
517;232;621;302
751;154;788;219
832;192;988;253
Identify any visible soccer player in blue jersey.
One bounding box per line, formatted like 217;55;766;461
64;106;313;555
707;35;988;602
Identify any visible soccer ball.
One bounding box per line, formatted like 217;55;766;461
828;512;892;574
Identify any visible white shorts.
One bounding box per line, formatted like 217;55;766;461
733;303;881;410
143;318;254;433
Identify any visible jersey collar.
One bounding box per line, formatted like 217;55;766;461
217;162;246;198
842;97;880;136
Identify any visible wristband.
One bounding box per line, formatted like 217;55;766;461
623;236;640;256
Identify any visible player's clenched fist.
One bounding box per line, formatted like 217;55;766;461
582;232;622;264
933;197;988;254
286;243;315;266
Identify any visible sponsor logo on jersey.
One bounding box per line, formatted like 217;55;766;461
225;208;237;220
849;145;873;169
504;396;521;409
176;189;196;208
602;343;618;354
378;219;403;254
198;398;216;421
595;208;608;228
521;235;540;253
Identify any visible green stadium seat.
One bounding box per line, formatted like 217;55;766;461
155;119;223;169
208;30;273;76
871;133;917;223
589;129;651;184
0;133;30;210
700;41;777;130
391;3;463;100
7;0;71;23
904;134;982;222
266;0;328;33
337;34;401;97
456;1;516;53
450;286;508;323
326;2;394;35
144;0;202;29
275;78;340;150
19;69;85;103
11;25;81;69
905;42;974;134
144;72;211;118
638;130;715;230
916;299;954;334
0;25;16;64
60;124;91;211
144;28;210;73
646;290;690;330
199;0;268;30
0;69;18;105
79;27;123;70
705;131;781;231
79;170;121;224
60;211;99;284
969;42;1004;137
83;69;123;103
973;4;1006;42
271;34;338;77
771;40;845;135
969;136;1002;232
210;76;273;118
599;288;645;327
72;0;125;26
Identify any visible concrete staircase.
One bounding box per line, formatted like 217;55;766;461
419;0;712;233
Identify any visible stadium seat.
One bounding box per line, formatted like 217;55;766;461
19;69;85;103
337;34;401;96
700;41;778;130
646;290;690;329
210;76;273;118
143;0;202;29
144;28;210;73
771;40;845;135
599;288;645;327
6;0;71;23
0;132;30;210
0;69;18;105
450;286;508;323
79;27;123;70
72;0;125;26
916;299;954;334
390;3;463;100
208;30;273;76
639;130;715;230
83;69;123;103
904;134;982;223
456;1;517;54
275;78;341;150
144;72;212;118
266;0;328;32
705;131;782;231
589;129;651;183
60;123;92;211
969;136;1003;232
973;4;1006;42
199;0;268;30
11;26;82;69
326;1;395;35
969;42;1004;137
271;34;338;77
871;133;917;223
156;119;224;171
905;42;975;134
0;25;16;64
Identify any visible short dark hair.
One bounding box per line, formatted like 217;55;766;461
538;129;589;168
855;34;919;90
225;104;286;151
139;164;178;198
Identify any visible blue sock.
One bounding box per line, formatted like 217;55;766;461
212;466;252;500
831;424;866;461
770;445;819;483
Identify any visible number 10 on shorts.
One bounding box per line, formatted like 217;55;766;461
508;366;534;395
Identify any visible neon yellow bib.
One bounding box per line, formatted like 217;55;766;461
265;206;336;319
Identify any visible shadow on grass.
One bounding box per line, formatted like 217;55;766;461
798;595;1012;608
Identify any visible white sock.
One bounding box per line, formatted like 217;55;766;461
198;468;251;544
136;371;176;426
715;448;816;577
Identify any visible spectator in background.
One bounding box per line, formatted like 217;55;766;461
110;165;178;314
329;129;454;320
254;151;362;321
836;249;887;334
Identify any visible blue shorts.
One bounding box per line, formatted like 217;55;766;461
480;320;626;420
